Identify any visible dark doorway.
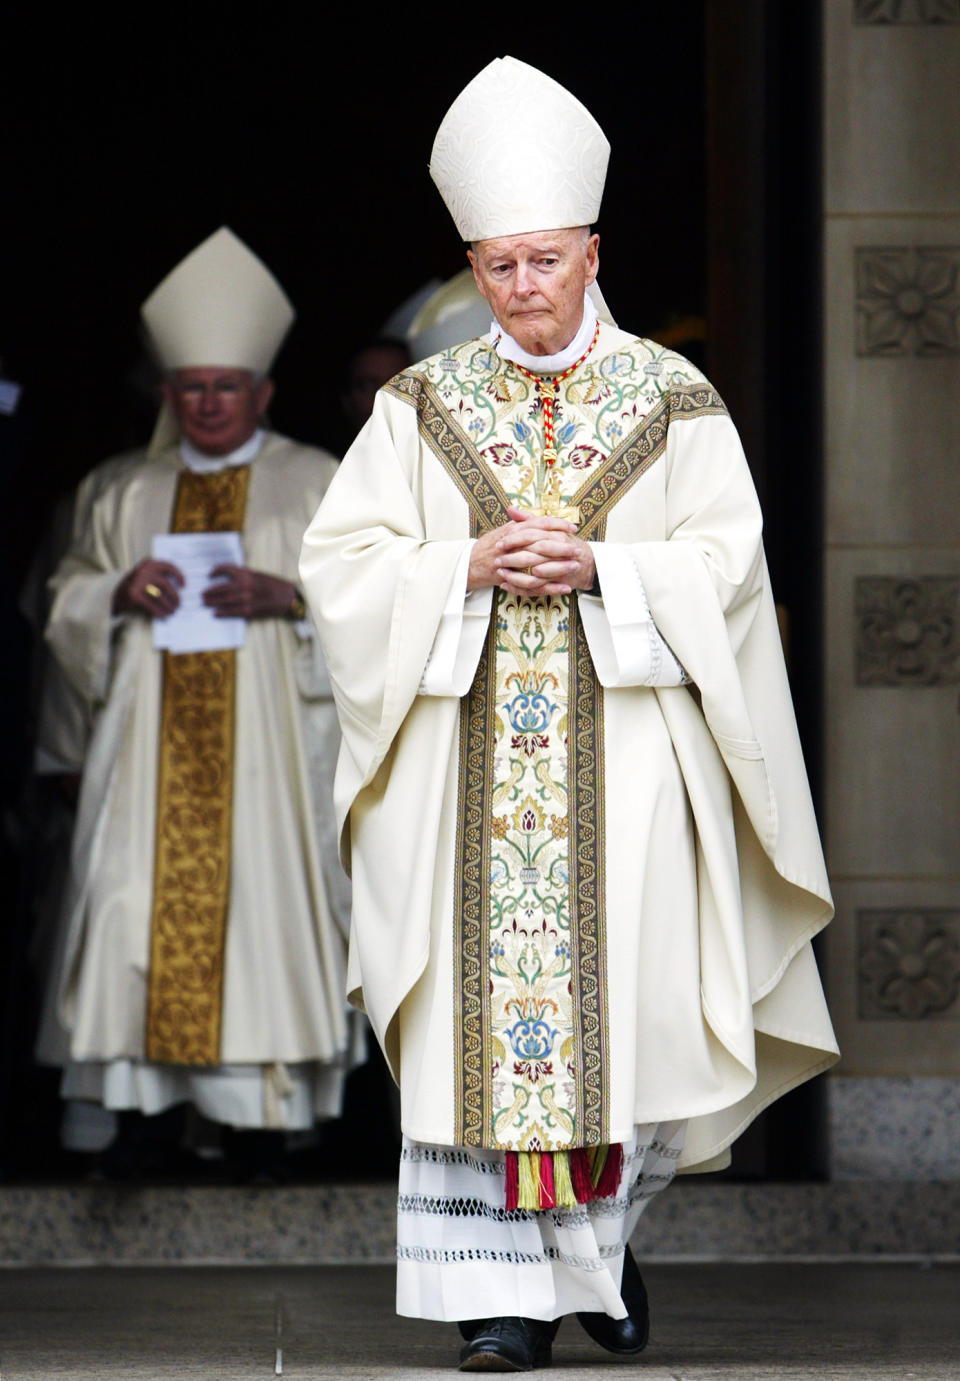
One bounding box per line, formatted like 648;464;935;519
1;4;825;1184
706;1;828;1179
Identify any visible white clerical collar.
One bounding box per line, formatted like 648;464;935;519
490;292;599;373
179;429;265;473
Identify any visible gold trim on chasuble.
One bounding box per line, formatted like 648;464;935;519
145;465;251;1065
385;366;727;1149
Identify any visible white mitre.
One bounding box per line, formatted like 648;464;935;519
430;57;609;242
141;226;294;374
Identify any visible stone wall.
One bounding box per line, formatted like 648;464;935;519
822;0;960;1177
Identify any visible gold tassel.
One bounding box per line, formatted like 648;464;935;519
553;1150;578;1209
517;1151;540;1210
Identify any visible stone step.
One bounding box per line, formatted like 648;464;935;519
1;1179;957;1266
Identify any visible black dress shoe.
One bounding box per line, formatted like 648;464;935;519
458;1316;554;1371
576;1244;650;1354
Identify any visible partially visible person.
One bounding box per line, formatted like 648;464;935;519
27;447;148;1162
39;228;355;1176
404;268;490;364
340;337;411;442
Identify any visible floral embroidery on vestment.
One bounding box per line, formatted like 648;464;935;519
385;334;726;1155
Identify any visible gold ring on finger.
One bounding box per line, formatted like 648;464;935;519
145;583;162;599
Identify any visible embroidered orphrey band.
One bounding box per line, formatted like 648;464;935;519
453;612;498;1145
389;356;727;1148
145;466;250;1065
384;371;727;544
567;596;608;1142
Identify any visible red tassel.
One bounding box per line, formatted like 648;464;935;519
505;1144;624;1211
570;1147;595;1203
592;1142;624;1199
505;1151;519;1211
539;1151;556;1208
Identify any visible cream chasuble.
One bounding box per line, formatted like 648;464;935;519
300;323;839;1174
44;436;351;1112
384;339;728;1162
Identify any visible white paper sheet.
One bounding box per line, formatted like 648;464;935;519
150;531;246;653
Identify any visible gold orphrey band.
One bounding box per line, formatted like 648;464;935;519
144;466;250;1065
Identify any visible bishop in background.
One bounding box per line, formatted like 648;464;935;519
40;229;353;1173
301;58;838;1371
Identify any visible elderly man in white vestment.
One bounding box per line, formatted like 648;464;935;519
300;58;838;1371
41;228;353;1170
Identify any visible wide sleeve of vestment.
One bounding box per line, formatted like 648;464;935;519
300;390;471;847
603;408;838;1168
37;452;147;767
44;471;144;710
622;410;830;900
300;392;471;1052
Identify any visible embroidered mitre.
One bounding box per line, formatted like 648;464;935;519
429;57;610;242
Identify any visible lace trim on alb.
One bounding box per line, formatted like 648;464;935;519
396;1242;619;1271
400;1144;506;1175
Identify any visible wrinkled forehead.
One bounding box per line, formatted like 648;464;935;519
472;227;590;259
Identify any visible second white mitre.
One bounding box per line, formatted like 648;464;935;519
141;225;294;375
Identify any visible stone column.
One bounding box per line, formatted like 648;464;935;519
823;0;960;1178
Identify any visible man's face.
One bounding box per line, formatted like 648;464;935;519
467;228;599;357
163;367;273;456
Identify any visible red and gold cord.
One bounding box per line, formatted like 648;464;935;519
509;318;601;467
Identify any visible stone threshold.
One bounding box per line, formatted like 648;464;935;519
1;1179;957;1266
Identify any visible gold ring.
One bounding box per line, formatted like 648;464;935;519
144;583;162;599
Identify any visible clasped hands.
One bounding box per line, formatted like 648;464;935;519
467;506;596;597
113;557;296;620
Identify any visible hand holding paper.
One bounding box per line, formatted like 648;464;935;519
203;564;298;620
113;558;185;619
150;531;246;653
